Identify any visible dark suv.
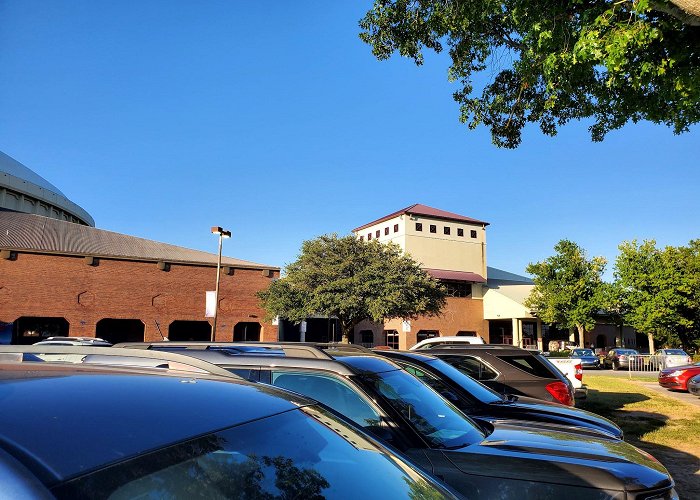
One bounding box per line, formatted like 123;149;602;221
0;347;456;499
374;349;622;439
115;342;676;499
425;345;575;405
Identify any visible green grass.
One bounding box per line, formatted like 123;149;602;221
580;376;700;497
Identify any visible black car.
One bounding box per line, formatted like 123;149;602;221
425;345;576;405
0;355;458;499
118;342;677;499
571;348;601;369
375;349;622;439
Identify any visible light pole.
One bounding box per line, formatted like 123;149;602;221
211;226;231;341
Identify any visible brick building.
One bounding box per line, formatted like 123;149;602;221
0;152;279;344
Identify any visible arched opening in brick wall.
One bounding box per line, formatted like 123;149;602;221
233;322;261;341
12;317;69;344
168;320;211;341
357;329;374;347
96;319;145;344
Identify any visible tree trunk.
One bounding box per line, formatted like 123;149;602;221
576;325;585;348
340;320;354;344
647;332;655;354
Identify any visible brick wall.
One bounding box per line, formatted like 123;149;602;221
360;296;487;350
0;252;278;342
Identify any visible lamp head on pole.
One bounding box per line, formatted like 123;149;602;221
211;226;232;238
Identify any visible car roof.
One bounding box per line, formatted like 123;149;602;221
115;343;403;376
374;350;440;363
0;363;314;485
426;345;541;355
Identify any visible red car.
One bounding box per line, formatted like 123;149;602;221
658;361;700;391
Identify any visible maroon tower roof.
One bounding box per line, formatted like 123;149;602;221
353;204;489;232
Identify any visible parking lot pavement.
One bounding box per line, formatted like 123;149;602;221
637;381;700;407
586;369;659;379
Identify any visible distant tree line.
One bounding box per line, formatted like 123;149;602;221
526;239;700;352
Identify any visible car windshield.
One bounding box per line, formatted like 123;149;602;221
573;349;594;356
357;369;484;449
53;405;453;499
664;350;687;356
617;350;638;355
424;358;503;404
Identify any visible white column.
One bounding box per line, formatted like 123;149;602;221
536;319;543;351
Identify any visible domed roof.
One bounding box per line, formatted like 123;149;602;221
0;151;94;226
0;151;67;197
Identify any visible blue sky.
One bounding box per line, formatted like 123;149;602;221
1;1;698;279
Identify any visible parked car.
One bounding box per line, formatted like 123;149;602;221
546;356;586;398
115;341;677;499
650;349;692;370
375;349;622;439
422;345;576;405
658;362;700;391
0;351;458;499
688;374;700;397
409;335;486;350
571;348;601;369
602;348;639;370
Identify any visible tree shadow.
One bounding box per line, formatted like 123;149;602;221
580;390;700;498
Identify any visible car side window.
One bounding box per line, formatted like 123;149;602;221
441;356;498;381
398;362;468;406
270;371;381;429
227;368;259;382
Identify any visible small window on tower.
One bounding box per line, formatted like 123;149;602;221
430;225;437;233
416;223;423;231
444;227;450;235
457;228;464;237
384;227;389;235
471;230;478;238
367;233;372;240
376;230;381;238
393;224;399;233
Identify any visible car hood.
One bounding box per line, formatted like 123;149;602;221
489;396;623;439
443;422;671;492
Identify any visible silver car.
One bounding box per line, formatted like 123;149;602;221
650;349;692;370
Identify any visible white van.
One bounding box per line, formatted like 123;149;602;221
409;335;486;350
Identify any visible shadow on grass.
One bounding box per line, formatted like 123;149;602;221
580;389;700;499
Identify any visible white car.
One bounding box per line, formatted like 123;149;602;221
409;335;486;350
650;349;692;369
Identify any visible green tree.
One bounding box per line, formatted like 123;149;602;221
258;234;446;342
359;1;700;148
525;240;606;346
614;239;700;351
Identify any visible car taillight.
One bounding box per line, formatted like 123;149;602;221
575;363;583;381
546;381;573;406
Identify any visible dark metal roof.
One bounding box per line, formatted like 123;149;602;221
354;204;489;232
0;210;277;269
425;268;486;283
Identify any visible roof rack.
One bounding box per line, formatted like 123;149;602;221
113;342;334;360
0;345;239;379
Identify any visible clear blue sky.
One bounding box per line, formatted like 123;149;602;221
2;1;698;279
